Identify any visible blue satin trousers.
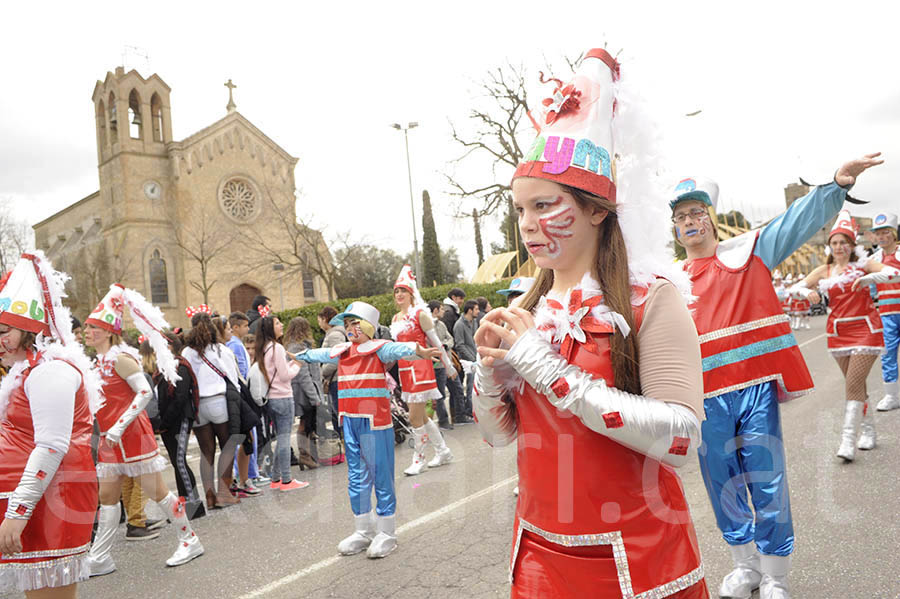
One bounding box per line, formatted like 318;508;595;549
343;416;396;516
697;381;794;556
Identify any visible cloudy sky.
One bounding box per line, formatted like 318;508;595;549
2;1;897;279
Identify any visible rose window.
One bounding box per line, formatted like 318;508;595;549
219;177;260;222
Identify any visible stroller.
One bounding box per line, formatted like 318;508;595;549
387;373;415;448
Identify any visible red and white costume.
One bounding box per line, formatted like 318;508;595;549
475;278;706;598
332;340;394;429
391;265;455;476
94;344;167;478
0;251;103;593
819;262;884;356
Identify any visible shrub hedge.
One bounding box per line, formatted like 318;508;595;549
275;279;516;345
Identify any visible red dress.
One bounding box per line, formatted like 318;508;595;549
508;287;707;598
821;263;884;355
0;355;97;589
391;308;440;403
332;340;393;430
94;345;162;475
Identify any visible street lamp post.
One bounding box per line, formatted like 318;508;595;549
391;121;420;276
272;263;285;311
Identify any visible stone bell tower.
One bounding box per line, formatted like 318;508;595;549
90;67;174;227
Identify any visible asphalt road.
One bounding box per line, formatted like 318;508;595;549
3;314;899;598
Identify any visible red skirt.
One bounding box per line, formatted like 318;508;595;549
827;316;884;355
0;445;97;587
397;358;438;395
97;412;159;465
510;531;708;598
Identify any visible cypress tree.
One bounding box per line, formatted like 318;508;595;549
421;190;443;286
473;208;485;268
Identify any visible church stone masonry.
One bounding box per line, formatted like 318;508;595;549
33;67;330;327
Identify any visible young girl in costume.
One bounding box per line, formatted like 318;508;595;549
390;265;457;475
0;252;101;598
473;48;708;598
293;301;439;558
84;284;204;575
790;211;900;461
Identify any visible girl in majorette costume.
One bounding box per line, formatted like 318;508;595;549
791;211;900;462
789;283;811;330
83;284;204;575
390;265;457;476
473;48;708;598
0;252;102;597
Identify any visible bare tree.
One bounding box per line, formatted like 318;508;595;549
235;184;344;301
171;202;235;305
445;55;581;219
0;198;33;274
445;63;532;218
63;233;136;316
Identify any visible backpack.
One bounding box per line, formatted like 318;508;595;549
248;362;270;406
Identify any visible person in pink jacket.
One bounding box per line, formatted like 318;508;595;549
254;314;309;491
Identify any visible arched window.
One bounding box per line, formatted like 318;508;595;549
108;92;118;142
149;249;168;304
128;89;142;140
97;99;107;148
150;93;163;142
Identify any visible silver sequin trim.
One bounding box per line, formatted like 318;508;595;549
703;373;812;400
0;492;12;499
828;346;885;357
0;542;90;562
510;517;705;598
698;314;790;344
828;315;883;335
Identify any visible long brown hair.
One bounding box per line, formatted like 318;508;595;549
517;185;641;394
284;316;315;348
254;316;278;385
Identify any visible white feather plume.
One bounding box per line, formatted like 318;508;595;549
612;61;693;302
121;287;180;384
29;249;76;346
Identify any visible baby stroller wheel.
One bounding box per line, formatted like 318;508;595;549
395;430;406;445
407;436;415;449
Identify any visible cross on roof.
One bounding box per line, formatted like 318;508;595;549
225;79;237;113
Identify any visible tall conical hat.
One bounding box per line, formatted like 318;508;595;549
86;284;180;383
829;209;857;243
0;251;74;344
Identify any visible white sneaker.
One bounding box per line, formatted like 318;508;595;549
166;536;204;567
427;447;453;468
403;454;428;476
877;395;900;411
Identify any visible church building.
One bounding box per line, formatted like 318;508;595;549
33;67;330;326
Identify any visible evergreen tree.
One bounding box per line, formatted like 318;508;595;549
473;208;484;267
421;190;443;286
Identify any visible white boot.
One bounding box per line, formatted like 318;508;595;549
338;511;376;555
837;401;864;462
858;400;877;450
424;419;453;468
403;425;428;476
877;380;900;411
366;514;397;559
87;503;120;577
159;493;204;567
759;554;791;599
718;542;761;599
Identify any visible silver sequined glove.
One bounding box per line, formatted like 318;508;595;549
472;358;518;447
5;446;65;520
105;372;154;444
503;329;701;467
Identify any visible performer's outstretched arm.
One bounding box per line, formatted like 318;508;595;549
756;153;883;269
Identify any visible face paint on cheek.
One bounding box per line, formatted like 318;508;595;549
538;198;575;258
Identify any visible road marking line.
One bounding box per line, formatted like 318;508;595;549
798;332;826;348
238;475;518;598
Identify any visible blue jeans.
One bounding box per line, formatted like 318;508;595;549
697;381;794;556
433;368;451;425
267;397;295;483
463;370;474;419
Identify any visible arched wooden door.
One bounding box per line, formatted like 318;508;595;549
230;283;261;315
